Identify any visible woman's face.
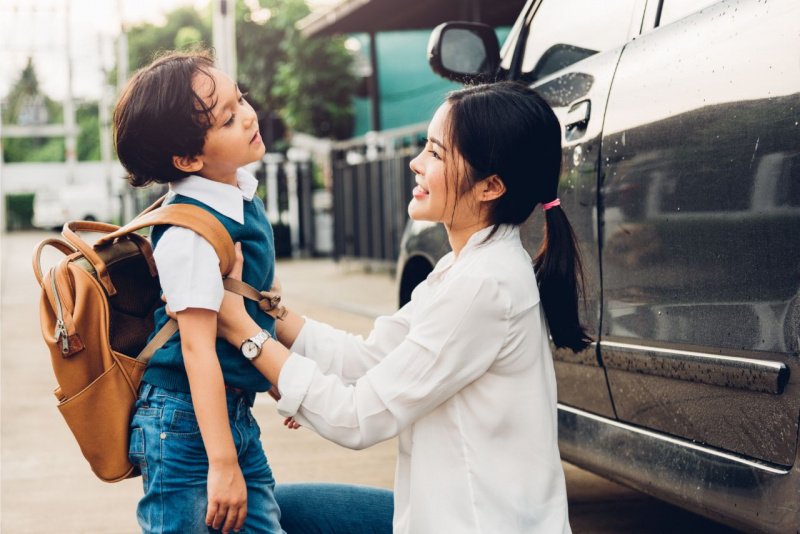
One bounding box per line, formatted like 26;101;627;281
408;103;478;227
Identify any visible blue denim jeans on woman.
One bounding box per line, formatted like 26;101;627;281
275;483;393;534
129;382;284;534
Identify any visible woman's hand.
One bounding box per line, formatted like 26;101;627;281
267;387;301;430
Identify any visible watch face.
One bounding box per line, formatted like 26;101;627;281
242;341;260;360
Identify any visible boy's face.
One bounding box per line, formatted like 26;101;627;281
190;68;265;185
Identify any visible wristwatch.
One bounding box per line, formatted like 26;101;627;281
240;329;271;360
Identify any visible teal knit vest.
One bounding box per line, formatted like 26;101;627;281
142;193;275;393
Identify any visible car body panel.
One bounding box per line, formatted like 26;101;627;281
599;0;800;466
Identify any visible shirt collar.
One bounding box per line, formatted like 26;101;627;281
429;224;519;282
168;168;258;224
461;224;518;256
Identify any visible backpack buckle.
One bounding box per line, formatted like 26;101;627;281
258;291;281;312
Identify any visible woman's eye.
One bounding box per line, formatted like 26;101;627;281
428;149;439;160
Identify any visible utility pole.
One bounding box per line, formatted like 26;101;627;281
116;0;128;94
64;0;78;184
212;0;237;79
99;35;114;206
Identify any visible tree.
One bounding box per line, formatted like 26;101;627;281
122;1;357;141
2;58;65;163
126;7;212;70
237;0;357;139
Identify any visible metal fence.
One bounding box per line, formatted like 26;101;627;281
331;122;428;264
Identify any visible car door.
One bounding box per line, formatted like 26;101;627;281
600;0;800;466
506;0;647;418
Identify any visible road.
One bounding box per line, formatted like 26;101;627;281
1;231;740;533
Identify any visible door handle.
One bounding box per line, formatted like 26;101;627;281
565;100;591;129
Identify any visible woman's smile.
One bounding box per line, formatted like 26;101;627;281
412;178;429;199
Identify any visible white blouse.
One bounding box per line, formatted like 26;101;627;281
277;225;571;534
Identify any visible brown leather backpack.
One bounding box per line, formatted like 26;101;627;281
32;197;285;483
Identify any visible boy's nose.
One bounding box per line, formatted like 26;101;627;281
243;107;257;128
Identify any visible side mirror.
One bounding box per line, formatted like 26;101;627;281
428;22;501;83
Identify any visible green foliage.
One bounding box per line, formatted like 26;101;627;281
2;58;61;125
234;0;293;114
5;193;35;231
2;58;65;163
273;32;357;139
175;26;205;49
126;7;212;70
3;137;65;163
3;58;101;162
237;0;357;139
76;102;101;161
119;0;357;141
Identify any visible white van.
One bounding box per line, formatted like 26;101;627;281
33;185;120;229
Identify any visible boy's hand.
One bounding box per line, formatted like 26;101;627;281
207;461;248;533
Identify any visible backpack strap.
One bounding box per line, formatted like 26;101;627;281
54;196;284;364
137;319;179;364
93;204;237;276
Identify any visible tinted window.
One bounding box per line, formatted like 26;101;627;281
519;0;639;82
659;0;720;27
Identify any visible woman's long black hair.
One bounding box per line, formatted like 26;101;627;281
446;82;592;352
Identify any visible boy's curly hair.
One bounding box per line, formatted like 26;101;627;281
113;50;219;187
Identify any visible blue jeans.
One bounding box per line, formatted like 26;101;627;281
129;383;284;534
275;483;393;534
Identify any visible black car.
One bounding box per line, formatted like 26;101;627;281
396;0;800;531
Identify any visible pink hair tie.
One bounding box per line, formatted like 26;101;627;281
542;198;561;210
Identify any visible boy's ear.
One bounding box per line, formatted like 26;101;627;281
172;154;203;174
479;174;506;202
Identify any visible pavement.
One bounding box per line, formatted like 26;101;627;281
1;231;738;533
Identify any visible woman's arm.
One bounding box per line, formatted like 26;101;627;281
217;250;417;383
178;308;247;533
229;273;510;450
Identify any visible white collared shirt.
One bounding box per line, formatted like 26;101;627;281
277;225;571;534
152;169;258;313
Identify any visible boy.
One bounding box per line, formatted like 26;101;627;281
114;50;282;534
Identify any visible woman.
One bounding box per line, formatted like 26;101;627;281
216;82;590;533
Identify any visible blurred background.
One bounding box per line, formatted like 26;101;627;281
0;0;513;264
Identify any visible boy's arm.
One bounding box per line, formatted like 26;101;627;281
178;308;247;534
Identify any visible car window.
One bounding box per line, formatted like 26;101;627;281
518;0;639;82
659;0;720;27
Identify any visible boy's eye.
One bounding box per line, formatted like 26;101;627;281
224;113;235;127
238;91;249;104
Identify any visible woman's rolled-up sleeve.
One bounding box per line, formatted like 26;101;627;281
288;285;420;384
276;274;509;450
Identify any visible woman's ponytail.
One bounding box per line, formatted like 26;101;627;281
534;205;592;352
445;81;592;352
